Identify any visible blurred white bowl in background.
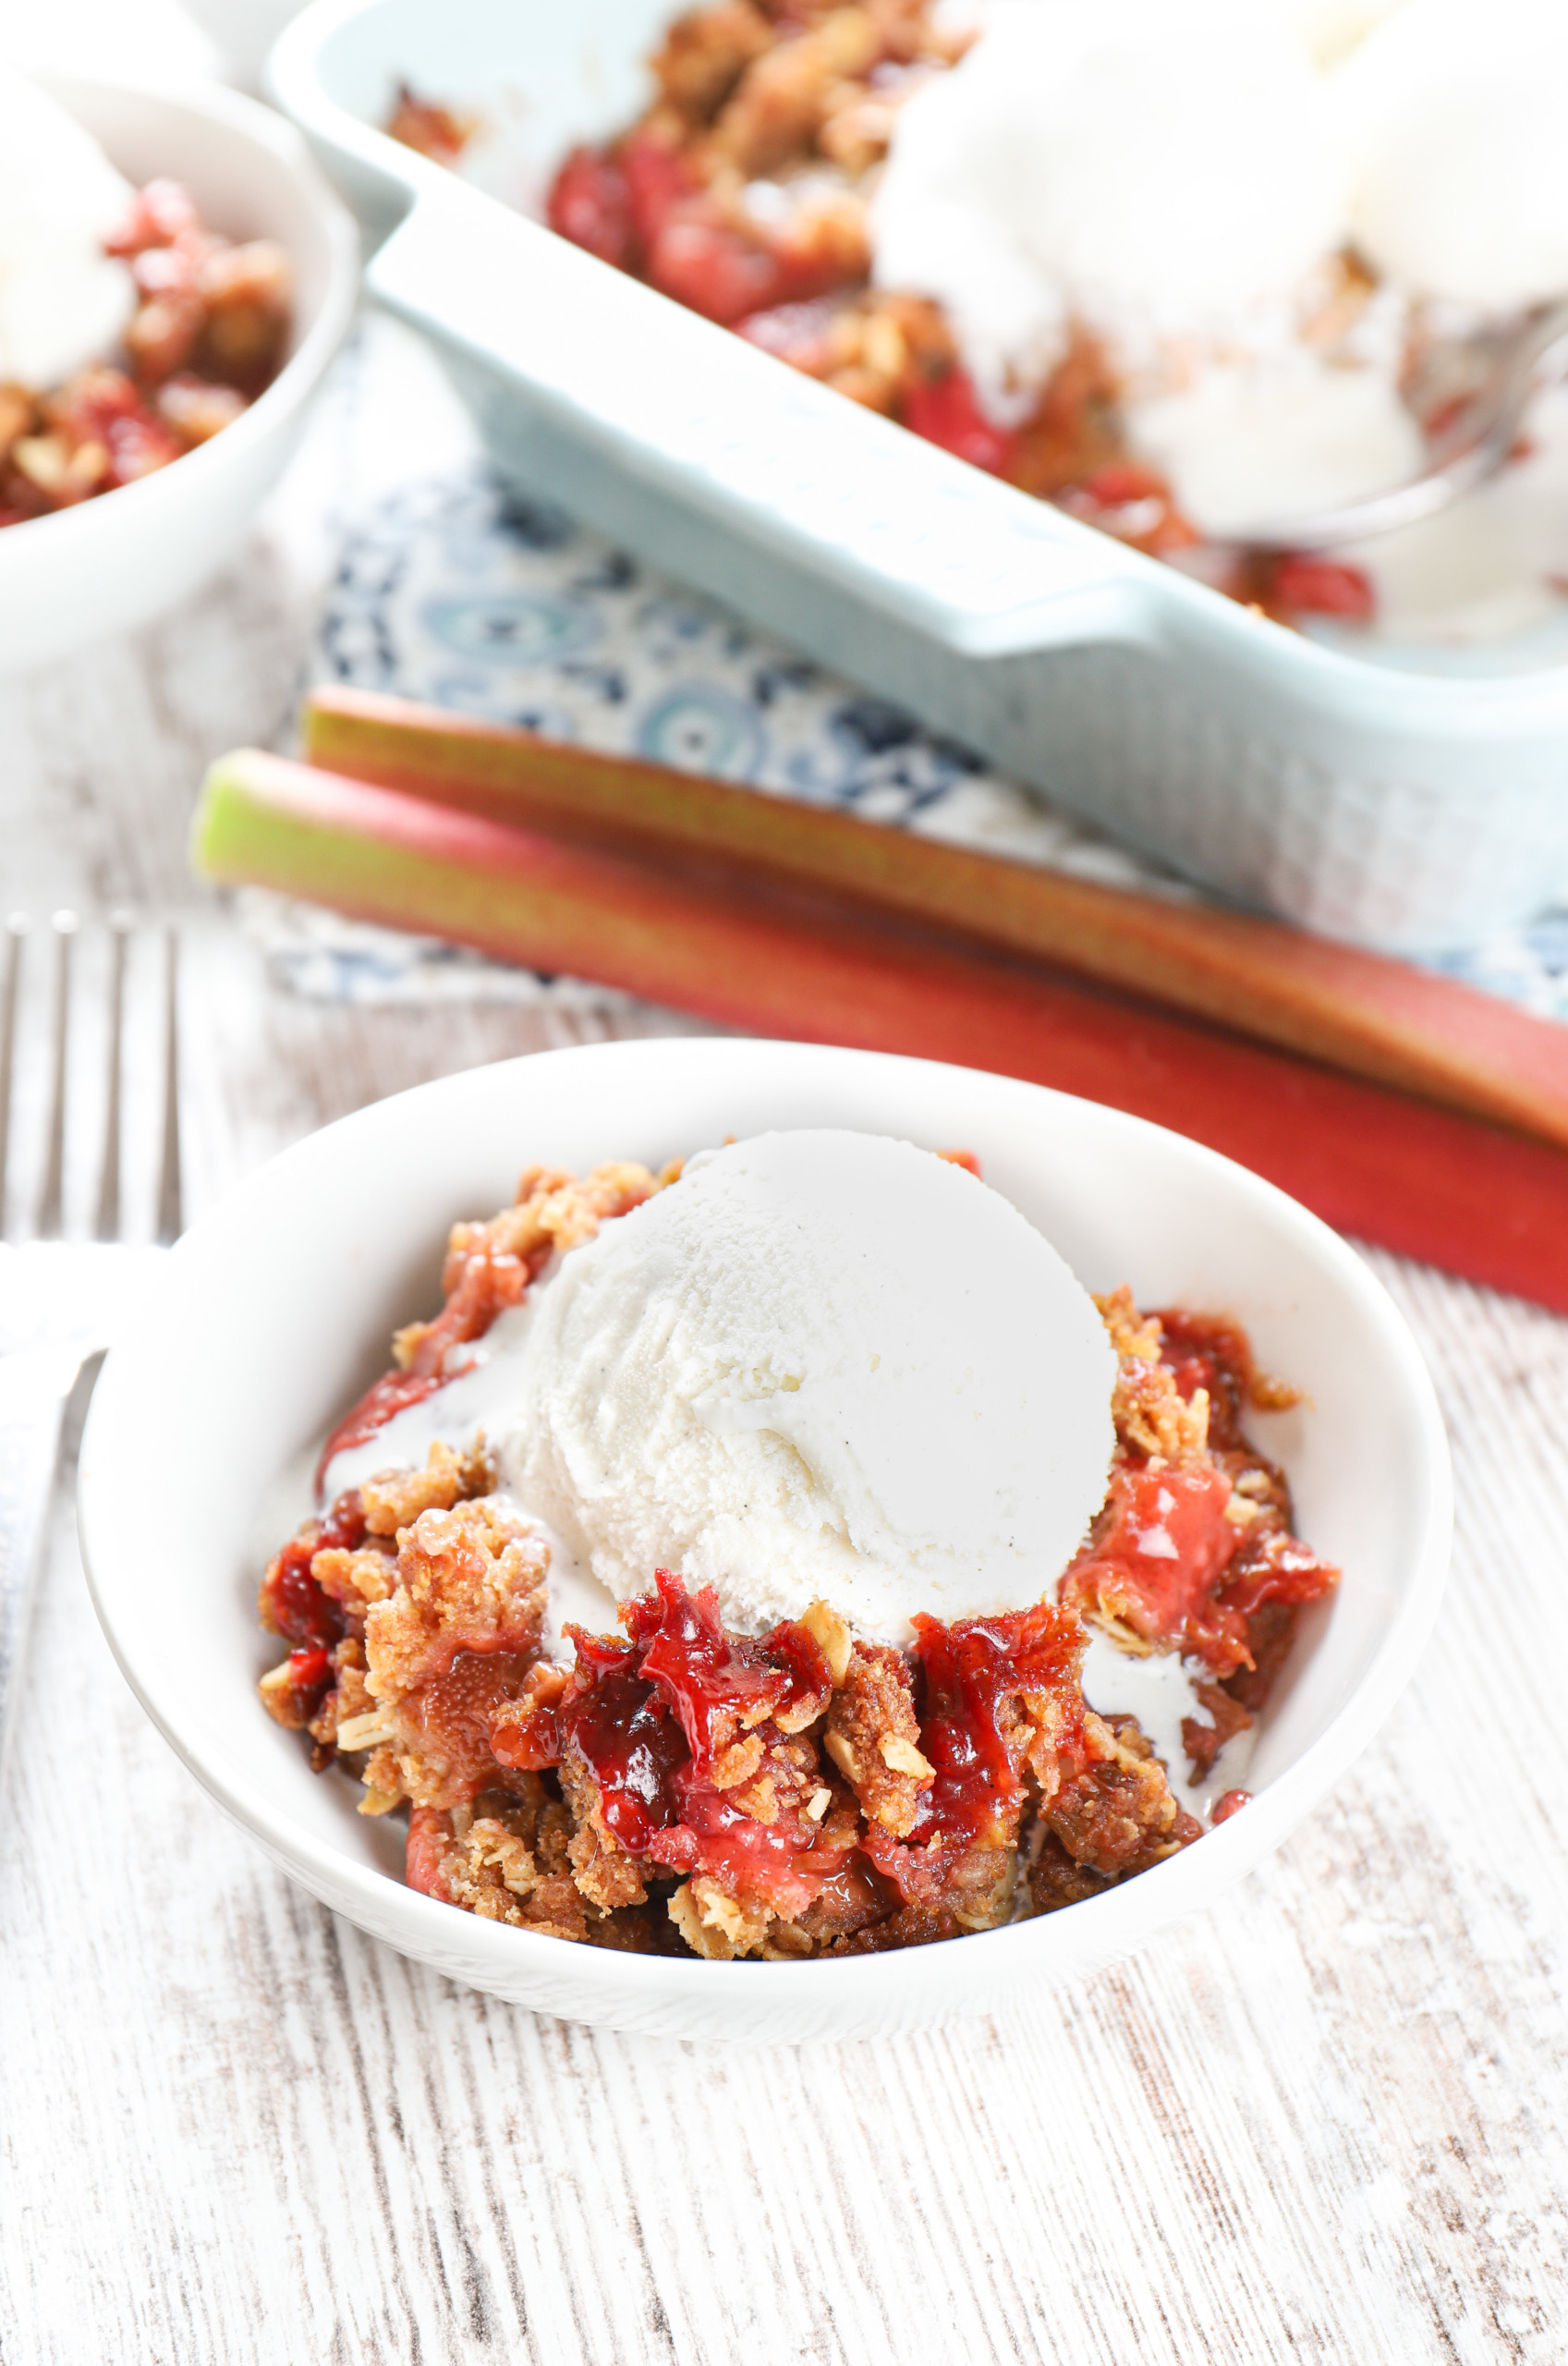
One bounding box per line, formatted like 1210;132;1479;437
0;73;357;675
0;0;220;85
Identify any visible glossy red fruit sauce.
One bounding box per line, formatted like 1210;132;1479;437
491;1570;848;1917
1063;1462;1248;1672
260;1491;367;1649
857;1601;1086;1900
550;131;851;325
907;1601;1084;1848
314;1372;451;1495
312;1237;537;1490
1155;1308;1259;1447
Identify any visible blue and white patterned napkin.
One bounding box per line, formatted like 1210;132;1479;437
246;329;1568;1023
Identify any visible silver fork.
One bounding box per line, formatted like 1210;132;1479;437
0;910;182;1774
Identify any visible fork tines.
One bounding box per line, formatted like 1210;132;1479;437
0;912;183;1247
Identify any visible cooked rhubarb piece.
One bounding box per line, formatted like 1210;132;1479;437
492;1571;855;1929
255;1643;335;1730
1064;1287;1337;1794
385;84;477;167
546;145;637;268
1063;1462;1251;1675
901;368;1018;474
258;1489;368;1652
906;1604;1085;1848
1267;554;1377;622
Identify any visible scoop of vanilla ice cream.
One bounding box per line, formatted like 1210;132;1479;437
1336;0;1568;312
0;68;135;389
501;1129;1117;1642
1128;350;1424;535
871;0;1349;415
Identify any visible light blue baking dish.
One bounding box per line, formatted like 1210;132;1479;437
272;0;1568;951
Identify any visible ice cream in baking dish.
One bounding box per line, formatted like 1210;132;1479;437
386;0;1568;649
259;1133;1337;1961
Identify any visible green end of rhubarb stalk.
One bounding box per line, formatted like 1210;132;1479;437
189;747;814;1003
194;748;417;906
192;749;532;946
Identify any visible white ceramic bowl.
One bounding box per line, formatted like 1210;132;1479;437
0;76;358;675
79;1040;1451;2043
272;0;1568;953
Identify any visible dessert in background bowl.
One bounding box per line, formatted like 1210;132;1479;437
78;1041;1450;2040
0;72;356;671
0;68;292;530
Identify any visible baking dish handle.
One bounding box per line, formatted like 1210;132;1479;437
365;189;1157;661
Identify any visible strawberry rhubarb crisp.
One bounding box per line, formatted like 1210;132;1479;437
0;70;291;530
256;1131;1336;1960
396;0;1568;640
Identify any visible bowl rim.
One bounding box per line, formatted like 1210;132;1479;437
0;70;359;554
268;0;1568;724
77;1038;1453;2012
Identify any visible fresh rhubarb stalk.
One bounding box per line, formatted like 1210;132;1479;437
302;682;1568;1154
194;746;1568;1313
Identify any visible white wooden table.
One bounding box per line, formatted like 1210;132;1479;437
4;353;1567;2366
